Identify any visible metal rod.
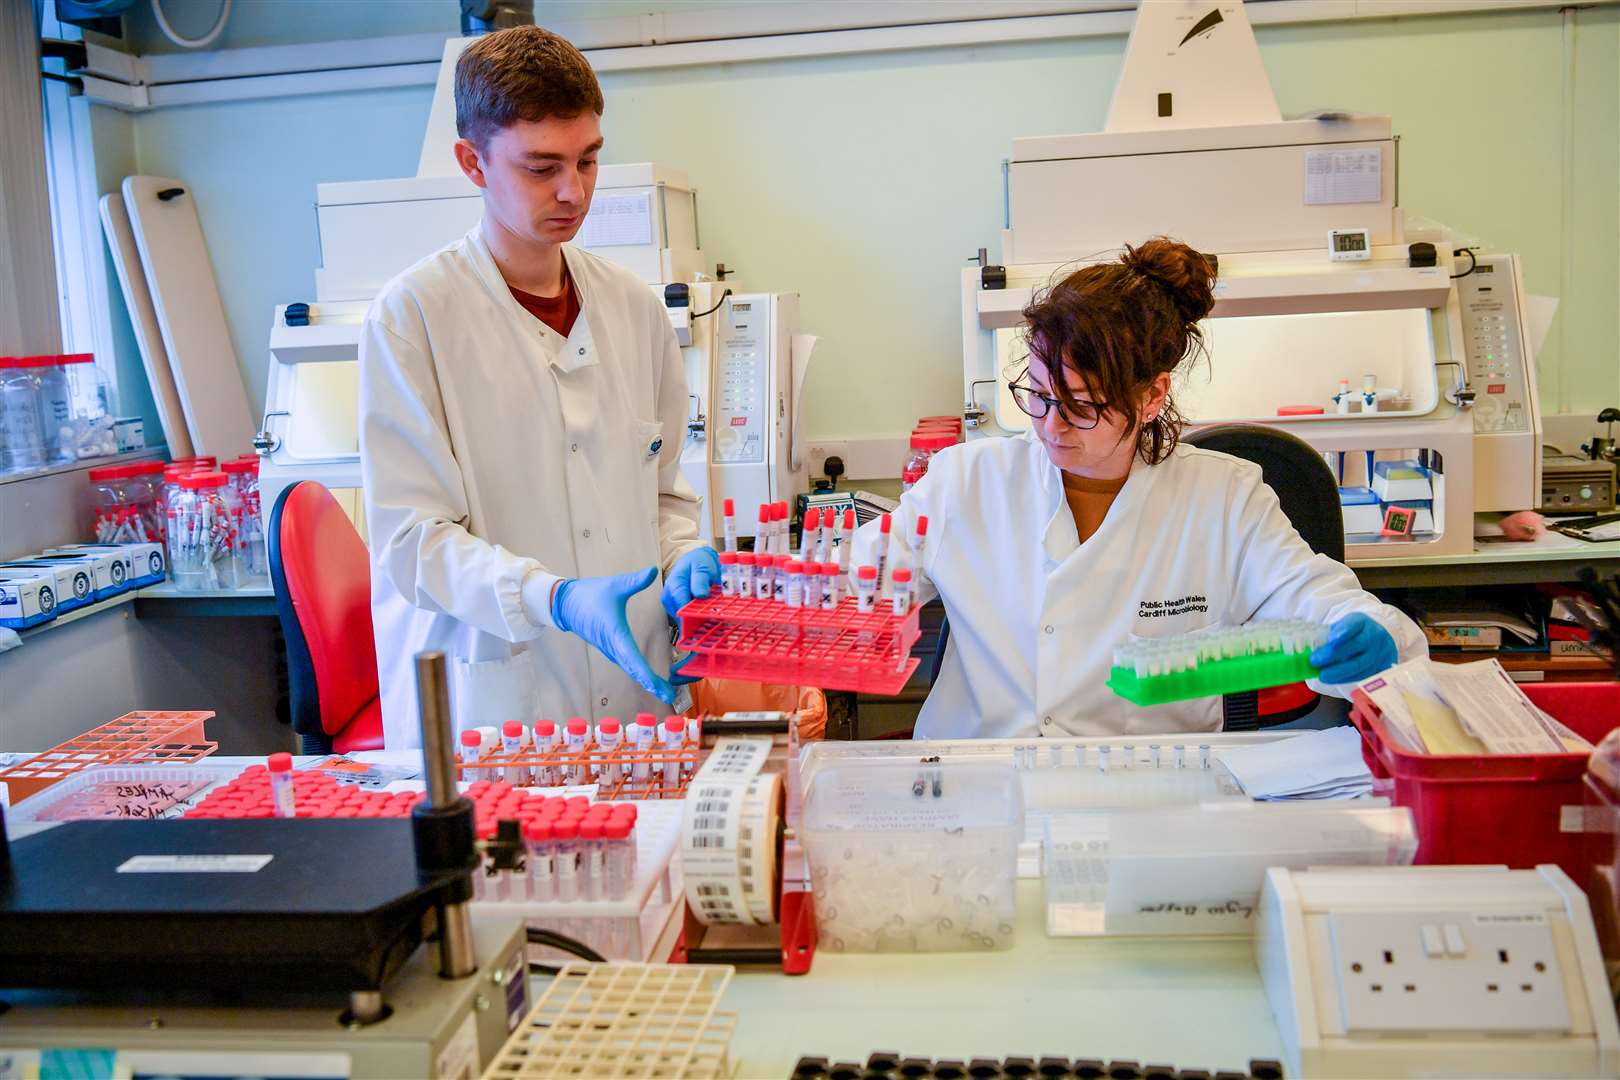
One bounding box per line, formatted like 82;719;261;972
415;650;477;978
416;651;457;809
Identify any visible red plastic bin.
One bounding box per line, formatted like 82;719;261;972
1349;681;1620;884
676;593;921;695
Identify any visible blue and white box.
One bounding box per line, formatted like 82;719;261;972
0;560;97;613
20;551;127;600
1339;487;1384;536
46;542;166;589
0;570;60;630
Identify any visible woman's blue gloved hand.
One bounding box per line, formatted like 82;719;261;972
1309;613;1398;684
551;567;674;705
661;547;721;617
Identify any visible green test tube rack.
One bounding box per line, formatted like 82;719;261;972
1106;620;1326;707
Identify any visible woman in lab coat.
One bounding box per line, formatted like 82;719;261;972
853;238;1427;739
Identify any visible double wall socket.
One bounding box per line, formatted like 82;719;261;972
1328;910;1571;1034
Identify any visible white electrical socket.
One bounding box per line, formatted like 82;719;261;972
1328;910;1572;1035
807;441;848;476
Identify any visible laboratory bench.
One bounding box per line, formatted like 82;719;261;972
1349;536;1620;589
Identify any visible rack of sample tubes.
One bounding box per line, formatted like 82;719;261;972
1106;621;1328;706
467;787;687;964
457;714;702;800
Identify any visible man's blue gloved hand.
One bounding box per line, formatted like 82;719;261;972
552;567;674;705
1310;612;1398;684
661;547;721;617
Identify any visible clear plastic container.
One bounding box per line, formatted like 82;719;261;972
223;456;267;584
0;359;44;474
802;761;1022;952
901;431;956;494
170;471;239;590
21;354;112;463
1043;803;1417;937
87;461;164;545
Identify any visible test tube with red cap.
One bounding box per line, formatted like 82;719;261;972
596;717;622;785
553;818;580;901
564;718;589;784
856;565;879;613
631;712;657;780
610;803;639;882
459;729;483;781
533;720;559;785
501;720;530;785
268;752;294;818
821;562;842;609
774;502;790;554
914;514;929;568
660;716;685;791
604;818;633;900
756;504;771;552
816;507;833;563
736;551;756;599
801;508;820;562
891;567;915;617
876;513;893;593
785;561;804;609
773;554;791;604
580;819;606;900
838;509;856;572
722;498;737;552
525;820;555;901
719;551;738;597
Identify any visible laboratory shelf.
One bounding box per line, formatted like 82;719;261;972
14;589;135;641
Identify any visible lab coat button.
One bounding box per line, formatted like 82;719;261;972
578;347;587;356
1043;716;1053;726
1044;625;1054;635
601;697;609;707
582;529;591;538
571;443;578;452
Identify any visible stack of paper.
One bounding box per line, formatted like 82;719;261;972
1356;658;1590;755
1217;726;1373;800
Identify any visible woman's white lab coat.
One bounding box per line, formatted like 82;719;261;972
850;432;1426;739
360;228;702;748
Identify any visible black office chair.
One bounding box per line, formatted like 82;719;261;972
927;425;1344;729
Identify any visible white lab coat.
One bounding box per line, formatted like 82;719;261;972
851;432;1427;739
360;228;703;749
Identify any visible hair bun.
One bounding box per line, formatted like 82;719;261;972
1121;237;1216;325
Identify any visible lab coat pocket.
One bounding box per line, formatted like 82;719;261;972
452;650;539;730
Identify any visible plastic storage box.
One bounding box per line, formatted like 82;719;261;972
1351;680;1620;883
1044;803;1416;937
6;763;238;825
802;761;1022;952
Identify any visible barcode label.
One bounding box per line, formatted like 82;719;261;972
689;834;726;849
696;884;730;897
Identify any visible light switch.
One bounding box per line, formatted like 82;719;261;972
1421;924;1444;957
1443;923;1467;956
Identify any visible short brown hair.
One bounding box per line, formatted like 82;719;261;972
455;26;604;147
1020;237;1217;465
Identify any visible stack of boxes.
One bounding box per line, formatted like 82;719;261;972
0;542;166;630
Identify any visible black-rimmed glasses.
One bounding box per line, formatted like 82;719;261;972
1007;367;1108;430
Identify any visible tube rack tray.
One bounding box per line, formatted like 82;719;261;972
0;711;216;804
675;595;921;694
465;743;701;800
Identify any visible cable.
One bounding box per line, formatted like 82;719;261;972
526;926;607;974
151;0;232;49
692;289;732;320
1450;247;1478;280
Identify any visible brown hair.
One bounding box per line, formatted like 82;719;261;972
454;26;604;148
1020;237;1216;465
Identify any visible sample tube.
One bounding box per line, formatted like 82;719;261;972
1199;744;1212;771
604;818;633;900
553;819;580;901
660;716;685;791
773;554;790;604
757;503;771;553
684;715;701;780
818;510;835;564
876;514;893;593
736;551;756;600
722;498;737;552
838;509;855;573
776;502;791;554
526;820;555;902
785;560;805;608
891;567;914;617
821;562;842;609
268;752;295;818
802;508;820;561
855;565;878;612
802;560;824;610
597;717;622;787
580;820;605;901
501;720;530;785
459;729;483;782
719;551;738;597
631;712;658;781
533;720;559;786
564;718;590;784
914;515;929;568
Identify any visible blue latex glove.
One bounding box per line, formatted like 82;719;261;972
552;567;674;705
661;547;721;617
1310;613;1398;684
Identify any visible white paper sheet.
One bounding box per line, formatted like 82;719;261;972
1217;726;1372;800
1304;147;1382;205
578;190;653;247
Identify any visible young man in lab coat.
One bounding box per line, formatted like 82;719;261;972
360;26;719;748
